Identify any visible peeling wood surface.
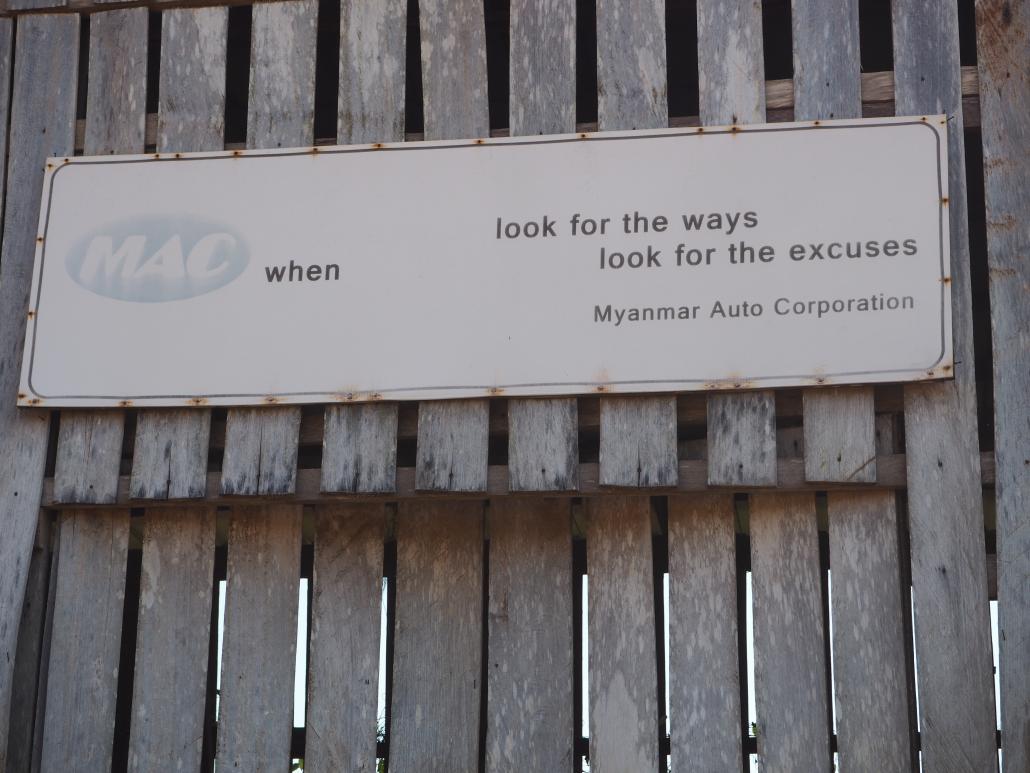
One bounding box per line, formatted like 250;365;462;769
321;404;398;494
667;494;742;770
599;396;677;488
486;498;574;771
306;505;385;772
507;398;578;491
390;501;483;772
707;392;777;486
586;496;658;772
415;399;489;492
221;407;302;495
39;510;130;773
216;505;303;772
976;1;1030;768
0;18;76;765
338;0;405;144
128;508;216;773
893;3;999;770
750;493;830;772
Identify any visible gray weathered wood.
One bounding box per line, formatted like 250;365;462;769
0;21;13;237
803;388;876;483
892;3;999;770
391;501;483;771
216;505;303;772
39;510;129;773
28;515;61;773
707;392;777;486
415;400;489;492
667;493;742;770
0;17;74;766
486;498;573;771
221;407;302;495
130;410;210;500
828;490;910;772
586;496;658;772
127;508;216;772
321;404;398;493
978;3;1030;771
5;0;66;12
750;493;830;772
339;0;406;144
508;398;578;491
599;396;677;487
53;411;125;505
306;504;385;772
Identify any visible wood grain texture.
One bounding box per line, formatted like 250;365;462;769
667;494;742;770
390;501;483;772
707;392;777;486
486;498;574;771
507;398;578;491
750;493;830;772
803;388;876;483
127;508;216;773
339;0;406;144
0;21;13;236
306;504;385;772
0;19;77;763
415;400;489;492
321;404;398;493
130;410;210;500
39;510;129;773
598;396;677;487
221;407;302;495
828;491;910;772
892;3;999;770
586;496;658;772
976;2;1030;769
509;0;575;136
53;412;125;505
216;505;303;772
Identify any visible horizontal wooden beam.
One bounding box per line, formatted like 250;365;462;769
39;452;997;509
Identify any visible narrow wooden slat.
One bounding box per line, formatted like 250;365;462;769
39;511;130;773
707;392;776;486
976;2;1030;769
321;404;398;494
390;501;483;771
486;498;573;771
892;4;999;770
0;16;75;763
0;21;13;231
586;495;658;771
216;505;303;771
127;508;215;772
415;399;489;492
507;398;578;491
667;493;742;770
828;491;910;771
53;411;125;504
803;388;876;483
749;493;830;771
131;411;210;499
221;407;302;495
306;504;385;771
599;396;676;487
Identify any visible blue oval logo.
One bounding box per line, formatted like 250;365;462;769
65;216;249;302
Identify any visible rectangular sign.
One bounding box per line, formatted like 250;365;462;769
20;116;951;408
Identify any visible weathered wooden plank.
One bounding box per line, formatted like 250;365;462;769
507;398;578;491
130;410;210;500
892;3;999;771
0;21;13;237
803;388;876;483
707;392;777;486
306;504;385;772
485;498;573;771
39;510;129;773
127;508;215;772
586;496;658;772
750;493;830;772
667;493;742;770
221;407;302;495
599;396;677;488
53;411;125;505
828;491;910;771
390;500;483;771
415;400;489;492
976;2;1030;769
216;505;303;772
321;404;398;494
27;514;61;773
0;17;78;760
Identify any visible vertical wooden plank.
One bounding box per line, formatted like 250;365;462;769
39;511;130;773
0;16;77;769
892;3;999;770
586;496;658;772
486;499;573;771
306;505;385;772
127;508;215;772
415;399;489;492
599;396;677;487
130;410;210;500
507;398;578;491
667;494;742;770
221;407;302;496
321;404;398;494
749;493;830;772
977;3;1030;770
707;392;776;486
804;388;876;482
828;491;910;771
0;20;13;231
390;501;483;771
216;505;303;772
53;411;125;504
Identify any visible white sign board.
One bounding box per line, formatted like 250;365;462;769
21;116;951;408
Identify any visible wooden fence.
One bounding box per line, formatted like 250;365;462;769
0;0;1026;771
